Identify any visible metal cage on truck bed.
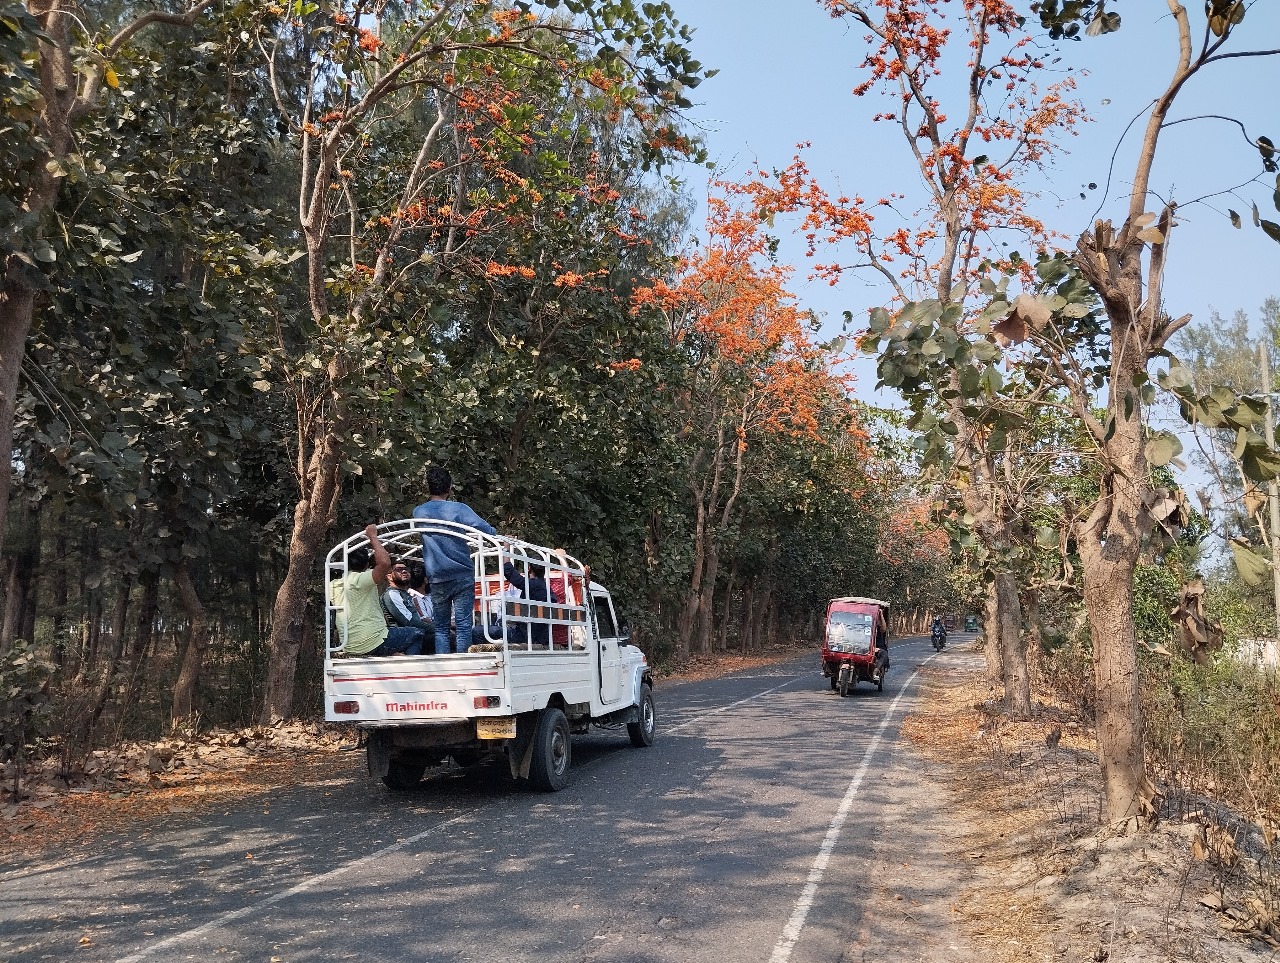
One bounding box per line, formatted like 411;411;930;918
324;520;590;656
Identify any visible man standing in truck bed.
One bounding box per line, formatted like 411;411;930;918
412;467;497;655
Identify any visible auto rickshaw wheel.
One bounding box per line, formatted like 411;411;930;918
838;666;852;698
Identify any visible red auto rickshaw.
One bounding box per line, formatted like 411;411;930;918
820;596;890;695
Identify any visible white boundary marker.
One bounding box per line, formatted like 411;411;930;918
767;660;930;963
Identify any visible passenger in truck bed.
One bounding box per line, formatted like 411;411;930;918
329;525;426;657
382;560;435;640
412;466;496;655
502;560;552;648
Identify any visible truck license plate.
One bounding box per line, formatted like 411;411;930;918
476;716;516;740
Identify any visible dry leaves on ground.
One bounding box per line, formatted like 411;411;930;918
0;722;356;860
906;651;1279;963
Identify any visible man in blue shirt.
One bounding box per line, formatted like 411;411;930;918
412;467;497;654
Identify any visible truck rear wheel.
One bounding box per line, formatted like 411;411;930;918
627;685;656;748
529;707;572;792
383;758;426;790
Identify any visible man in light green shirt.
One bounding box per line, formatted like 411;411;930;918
330;524;426;656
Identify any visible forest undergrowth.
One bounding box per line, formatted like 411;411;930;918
905;643;1280;963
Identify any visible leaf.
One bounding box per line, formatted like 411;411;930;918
1230;541;1271;587
1137;227;1165;244
1132;212;1158;229
104;66;119;89
1261;220;1280;245
1144;432;1182;467
1229;209;1242;228
992;312;1027;345
1160;365;1194;390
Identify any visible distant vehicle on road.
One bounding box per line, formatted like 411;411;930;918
821;596;890;696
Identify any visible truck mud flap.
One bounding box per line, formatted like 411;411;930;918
508;711;539;781
367;729;392;780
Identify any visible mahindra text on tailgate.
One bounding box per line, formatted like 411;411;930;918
326;657;507;722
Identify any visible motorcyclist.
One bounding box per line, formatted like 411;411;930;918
930;616;947;647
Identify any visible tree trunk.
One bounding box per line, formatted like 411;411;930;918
1070;313;1153;826
1081;547;1147;825
121;570;159;713
0;280;35;562
82;577;132;738
172;562;209;726
716;562;737;651
993;570;1032;719
677;497;708;659
695;540;719;655
51;527;67;665
982;583;1003;684
260;417;345;723
1;493;40;648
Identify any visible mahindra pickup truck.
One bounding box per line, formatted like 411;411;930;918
323;520;655;792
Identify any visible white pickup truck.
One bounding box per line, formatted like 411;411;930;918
322;520;655;791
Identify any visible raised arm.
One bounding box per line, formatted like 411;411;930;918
366;524;393;588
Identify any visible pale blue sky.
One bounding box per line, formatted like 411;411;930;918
668;0;1280;403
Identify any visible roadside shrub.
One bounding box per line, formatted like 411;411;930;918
0;640;55;801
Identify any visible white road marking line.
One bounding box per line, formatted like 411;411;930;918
664;677;804;733
114;811;473;963
767;661;931;963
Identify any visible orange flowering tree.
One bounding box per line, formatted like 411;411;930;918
633;186;861;658
727;0;1088;717
252;0;711;720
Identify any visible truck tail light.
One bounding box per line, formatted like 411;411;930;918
474;695;501;709
333;700;360;714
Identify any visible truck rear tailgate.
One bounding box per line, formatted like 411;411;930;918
325;654;507;723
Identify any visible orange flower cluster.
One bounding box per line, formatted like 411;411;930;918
725;0;1083;300
485;262;537;279
632;184;855;445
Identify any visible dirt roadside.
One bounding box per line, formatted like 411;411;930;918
2;643;1276;962
907;647;1280;963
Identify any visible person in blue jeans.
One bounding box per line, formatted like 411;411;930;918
412;467;497;655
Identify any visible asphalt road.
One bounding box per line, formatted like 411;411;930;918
0;636;982;963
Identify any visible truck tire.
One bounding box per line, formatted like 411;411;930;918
529;707;572;792
383;758;426;790
627;685;656;748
